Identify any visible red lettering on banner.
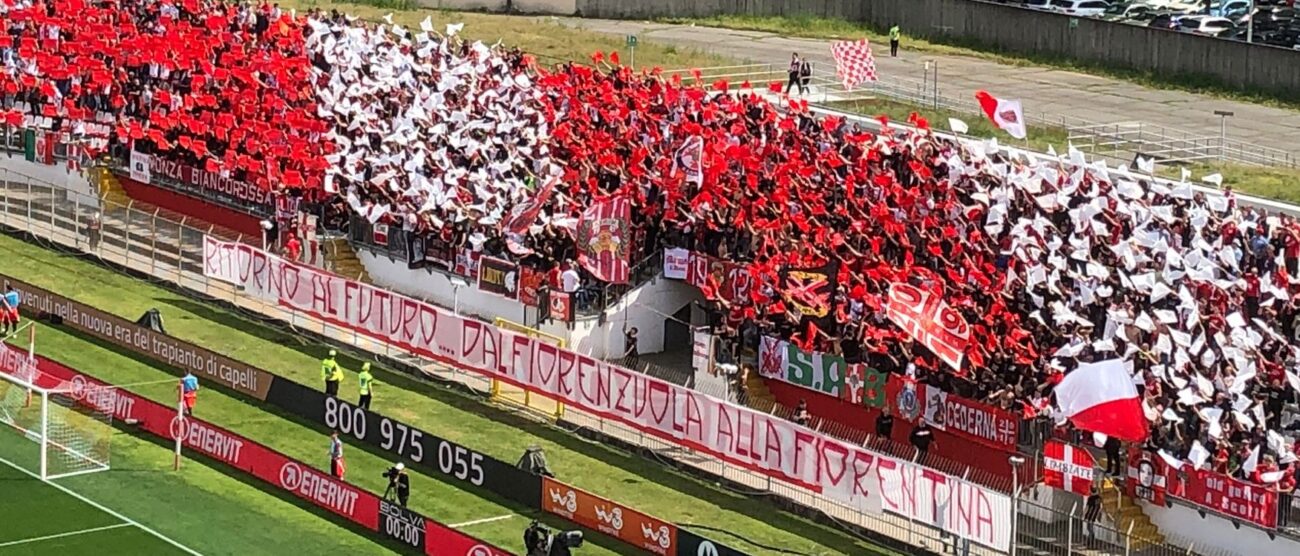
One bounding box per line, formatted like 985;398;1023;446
715;402;737;455
681;392;704;441
820;441;849;488
792;428;817;480
357;284;378;330
852;450;876;499
395;297;418;339
280;263;303;303
921;469;947;523
611;367;633;415
737;410;757;460
537;341;561;391
311;274;332;316
504;334;528;381
417;304;438;349
574;353;606;408
876;457;899;509
647;381;672;428
762;418;783;472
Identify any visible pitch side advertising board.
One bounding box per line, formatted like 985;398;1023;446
0;346;509;556
204;238;1014;551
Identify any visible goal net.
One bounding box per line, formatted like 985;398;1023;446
0;324;113;480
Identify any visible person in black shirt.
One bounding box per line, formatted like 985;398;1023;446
1083;484;1103;541
875;406;895;441
793;399;810;426
1103;436;1122;476
623;327;639;368
910;422;935;458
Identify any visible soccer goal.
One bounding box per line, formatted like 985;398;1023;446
0;323;113;480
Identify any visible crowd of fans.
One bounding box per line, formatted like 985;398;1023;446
2;0;1296;496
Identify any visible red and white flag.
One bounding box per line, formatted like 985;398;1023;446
1056;359;1149;442
884;282;970;371
504;177;558;255
830;39;878;90
673;135;704;186
576;196;631;284
975;90;1027;140
1044;441;1096;496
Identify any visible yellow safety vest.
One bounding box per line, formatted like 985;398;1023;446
322;358;343;382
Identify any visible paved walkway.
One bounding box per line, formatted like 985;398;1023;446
558;18;1300;156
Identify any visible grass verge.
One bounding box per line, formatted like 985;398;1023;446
0;397;396;555
0;235;897;555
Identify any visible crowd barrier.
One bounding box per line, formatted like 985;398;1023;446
0;165;1277;554
4;275;747;556
0;344;511;556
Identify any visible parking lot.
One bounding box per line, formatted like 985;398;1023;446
1004;0;1300;48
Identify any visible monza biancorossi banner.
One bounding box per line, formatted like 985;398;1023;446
203;237;1014;550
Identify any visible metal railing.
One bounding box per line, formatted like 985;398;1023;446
0;164;1259;556
681;63;1297;169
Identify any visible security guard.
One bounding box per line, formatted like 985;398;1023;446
358;362;375;410
321;349;343;397
890;24;901;57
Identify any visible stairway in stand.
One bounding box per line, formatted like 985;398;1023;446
742;372;778;412
89;166;131;207
1100;476;1165;550
322;236;371;283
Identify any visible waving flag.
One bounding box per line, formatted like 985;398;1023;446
830;39;878;90
781;262;837;318
577;196;631;284
1056;359;1149;442
673;135;704;185
504;177;557;255
975;90;1027;139
884;282;970;371
1044;441;1096;496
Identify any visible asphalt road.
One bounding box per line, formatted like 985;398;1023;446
558;18;1300;160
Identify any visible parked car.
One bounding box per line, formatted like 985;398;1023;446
1022;0;1054;10
1102;2;1154;20
1148;10;1187;28
1174;15;1237;34
1208;0;1252;18
1051;0;1112;16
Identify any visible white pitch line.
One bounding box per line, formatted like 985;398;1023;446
450;514;515;528
0;455;203;555
0;523;132;548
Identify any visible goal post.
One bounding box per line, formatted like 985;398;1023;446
0;323;113;481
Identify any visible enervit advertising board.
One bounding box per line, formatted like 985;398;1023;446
204;238;1013;550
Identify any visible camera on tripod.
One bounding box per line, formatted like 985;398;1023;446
524;520;583;556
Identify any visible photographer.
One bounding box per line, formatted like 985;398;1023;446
524;521;582;556
382;462;410;507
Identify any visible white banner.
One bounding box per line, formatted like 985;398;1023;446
663;248;689;280
691;327;711;375
202;237;1011;550
129;150;151;183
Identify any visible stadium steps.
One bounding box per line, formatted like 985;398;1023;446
323;236;371;283
89;166;132;207
1100;477;1166;550
744;372;777;410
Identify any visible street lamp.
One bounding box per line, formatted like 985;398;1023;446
1214;110;1234;161
449;275;469;315
1009;455;1026;556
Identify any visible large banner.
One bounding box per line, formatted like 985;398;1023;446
125;152;275;216
758;337;1018;451
685;252;752;305
0;349;510;556
1166;463;1278;529
884;283;970;372
203;238;1014;550
477;256;518;300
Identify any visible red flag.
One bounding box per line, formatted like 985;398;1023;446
884;282;970;371
576;196;631;284
830;39;878;89
504;178;558;255
1043;441;1096;496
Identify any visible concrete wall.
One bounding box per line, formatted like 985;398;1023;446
0;153;98;207
574;0;1300;101
1139;499;1298;556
